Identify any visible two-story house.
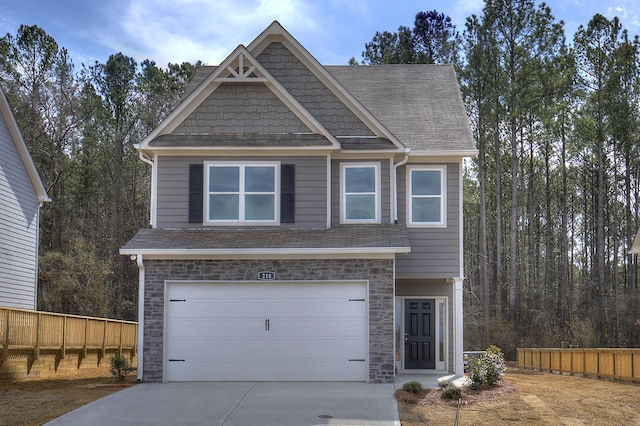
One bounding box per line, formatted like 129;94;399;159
121;21;476;383
0;87;50;310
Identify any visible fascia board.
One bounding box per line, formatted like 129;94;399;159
137;146;337;157
409;149;479;157
332;151;410;159
120;246;411;260
0;89;51;203
247;22;405;151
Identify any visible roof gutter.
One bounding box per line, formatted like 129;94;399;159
119;246;411;259
393;149;411;223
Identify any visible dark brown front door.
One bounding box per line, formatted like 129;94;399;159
404;299;435;369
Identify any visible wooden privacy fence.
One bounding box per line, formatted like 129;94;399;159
517;348;640;382
0;307;137;364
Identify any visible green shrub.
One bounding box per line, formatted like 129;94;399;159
467;345;506;390
439;380;462;399
402;381;423;394
109;353;134;380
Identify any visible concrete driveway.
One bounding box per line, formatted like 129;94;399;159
45;382;400;426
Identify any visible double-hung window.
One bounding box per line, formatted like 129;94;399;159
407;165;446;227
341;162;380;223
205;161;280;224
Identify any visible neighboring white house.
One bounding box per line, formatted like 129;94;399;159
0;87;50;310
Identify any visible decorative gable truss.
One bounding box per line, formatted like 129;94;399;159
218;51;266;81
138;45;341;150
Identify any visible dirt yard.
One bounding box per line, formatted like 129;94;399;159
399;368;640;425
1;368;639;425
0;376;135;426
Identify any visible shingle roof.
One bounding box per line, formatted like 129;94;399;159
326;64;475;152
180;64;475;153
121;225;410;254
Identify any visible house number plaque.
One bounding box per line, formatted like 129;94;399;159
258;271;276;280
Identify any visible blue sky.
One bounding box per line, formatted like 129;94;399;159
1;0;639;67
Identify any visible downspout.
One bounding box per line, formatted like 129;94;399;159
33;202;43;310
392;149;411;223
326;154;332;228
138;151;153;167
135;254;145;381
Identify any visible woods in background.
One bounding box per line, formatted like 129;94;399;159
2;0;639;353
355;0;640;355
0;24;198;320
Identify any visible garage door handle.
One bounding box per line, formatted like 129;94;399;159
265;319;270;331
348;359;365;362
169;359;185;362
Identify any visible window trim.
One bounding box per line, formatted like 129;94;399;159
204;161;280;226
340;162;381;224
406;165;447;228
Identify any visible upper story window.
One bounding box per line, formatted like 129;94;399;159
407;165;446;227
340;162;380;224
205;161;280;225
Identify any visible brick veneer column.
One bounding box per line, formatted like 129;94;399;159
142;258;395;383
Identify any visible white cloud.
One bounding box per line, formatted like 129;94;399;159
451;0;484;20
111;0;318;65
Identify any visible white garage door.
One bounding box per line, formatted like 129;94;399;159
165;281;368;382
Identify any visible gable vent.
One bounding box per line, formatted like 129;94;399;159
218;52;267;82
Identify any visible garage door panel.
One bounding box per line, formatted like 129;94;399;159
168;282;364;298
167;318;267;337
168;336;366;359
167;358;367;382
165;281;368;382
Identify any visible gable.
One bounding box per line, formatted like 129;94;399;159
142;45;342;150
0;89;49;202
256;42;378;139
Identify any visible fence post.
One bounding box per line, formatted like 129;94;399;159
133;323;137;357
34;313;41;360
61;316;66;359
119;322;123;355
82;318;88;359
2;309;9;363
101;320;107;358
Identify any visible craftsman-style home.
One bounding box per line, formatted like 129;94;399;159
121;21;476;383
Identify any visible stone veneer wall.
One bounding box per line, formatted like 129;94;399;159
142;258;395;383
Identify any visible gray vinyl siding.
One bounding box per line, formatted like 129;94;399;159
396;278;455;371
395;163;460;278
331;159;391;226
0;114;39;310
156;155;327;228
